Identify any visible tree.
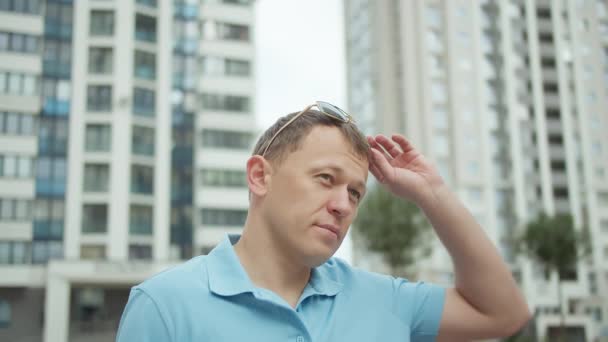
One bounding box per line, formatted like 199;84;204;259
513;213;591;342
354;184;432;278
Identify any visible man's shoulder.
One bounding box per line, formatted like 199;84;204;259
136;255;210;298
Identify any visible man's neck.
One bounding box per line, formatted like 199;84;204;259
233;224;311;308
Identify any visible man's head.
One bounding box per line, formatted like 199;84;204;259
245;105;371;267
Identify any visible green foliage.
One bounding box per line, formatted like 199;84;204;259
516;213;590;280
354;185;431;276
512;213;591;340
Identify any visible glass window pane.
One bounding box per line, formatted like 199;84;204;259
85;124;111;152
83;164;109;192
130;205;153;235
132;126;155;156
0;242;10;264
131;165;154;194
135;14;156;42
12;242;27;264
134;51;156;80
8;73;22;94
20;114;35;135
87;85;112;112
0;32;9;50
82;204;107;233
6;113;18;133
22;75;36;95
133;87;155;116
4;156;16;177
1;199;14;219
90;10;114;36
17;157;32;178
88;47;113;74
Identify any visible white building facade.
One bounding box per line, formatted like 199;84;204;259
344;0;608;340
0;0;256;341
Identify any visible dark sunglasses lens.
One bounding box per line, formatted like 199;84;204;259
317;101;349;122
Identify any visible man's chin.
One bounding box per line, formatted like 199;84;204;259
304;248;339;268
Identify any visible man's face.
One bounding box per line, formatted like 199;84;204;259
262;125;369;267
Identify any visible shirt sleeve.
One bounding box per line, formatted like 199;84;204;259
393;279;446;342
116;288;172;342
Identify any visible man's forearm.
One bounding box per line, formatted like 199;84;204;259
419;184;530;323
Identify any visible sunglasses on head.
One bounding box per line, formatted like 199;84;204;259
261;101;355;157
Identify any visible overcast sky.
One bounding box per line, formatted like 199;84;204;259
254;0;346;128
253;0;353;262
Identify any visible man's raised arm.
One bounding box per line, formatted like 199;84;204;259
367;134;531;341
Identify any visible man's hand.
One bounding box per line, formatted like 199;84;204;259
367;134;444;207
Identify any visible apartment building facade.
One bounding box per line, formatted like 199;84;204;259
0;0;255;341
344;0;608;340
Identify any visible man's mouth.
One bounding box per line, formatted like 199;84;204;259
314;224;340;238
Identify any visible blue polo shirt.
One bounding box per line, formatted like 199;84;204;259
117;235;446;342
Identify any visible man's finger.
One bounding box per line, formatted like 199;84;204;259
375;135;403;159
370;149;394;182
391;134;415;153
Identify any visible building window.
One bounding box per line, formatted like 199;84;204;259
130;205;153;235
90;10;114;36
80;245;106;260
0;241;30;265
132;126;155;156
131;165;154;194
0;71;38;96
227;58;251;76
200;93;250;112
201;208;247;226
200;56;251;76
33;199;64;240
201;129;252;149
133;87;155;116
88;47;113;74
0;155;34;179
0;31;39;54
87;85;112;112
31;241;62;264
83;164;109;192
0;299;10;328
134;51;156;80
135;14;156;42
202;21;250;41
129;244;152;260
136;0;157;7
0;0;41;14
201;169;247;187
85;124;111;152
0;242;9;264
0;198;32;221
82;204;108;233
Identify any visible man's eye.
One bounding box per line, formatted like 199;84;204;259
349;189;361;201
319;174;332;181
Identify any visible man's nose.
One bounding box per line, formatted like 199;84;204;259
327;187;353;218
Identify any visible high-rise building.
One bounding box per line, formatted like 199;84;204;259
0;0;256;341
344;0;608;340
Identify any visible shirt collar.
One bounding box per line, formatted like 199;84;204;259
206;234;343;298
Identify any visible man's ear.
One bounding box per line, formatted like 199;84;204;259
246;155;272;197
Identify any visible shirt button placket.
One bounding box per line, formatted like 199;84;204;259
296;336;305;342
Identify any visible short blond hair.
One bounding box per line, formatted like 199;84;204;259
252;109;370;165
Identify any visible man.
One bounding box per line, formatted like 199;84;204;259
117;101;531;341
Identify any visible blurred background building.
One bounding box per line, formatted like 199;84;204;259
345;0;608;340
0;0;255;341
